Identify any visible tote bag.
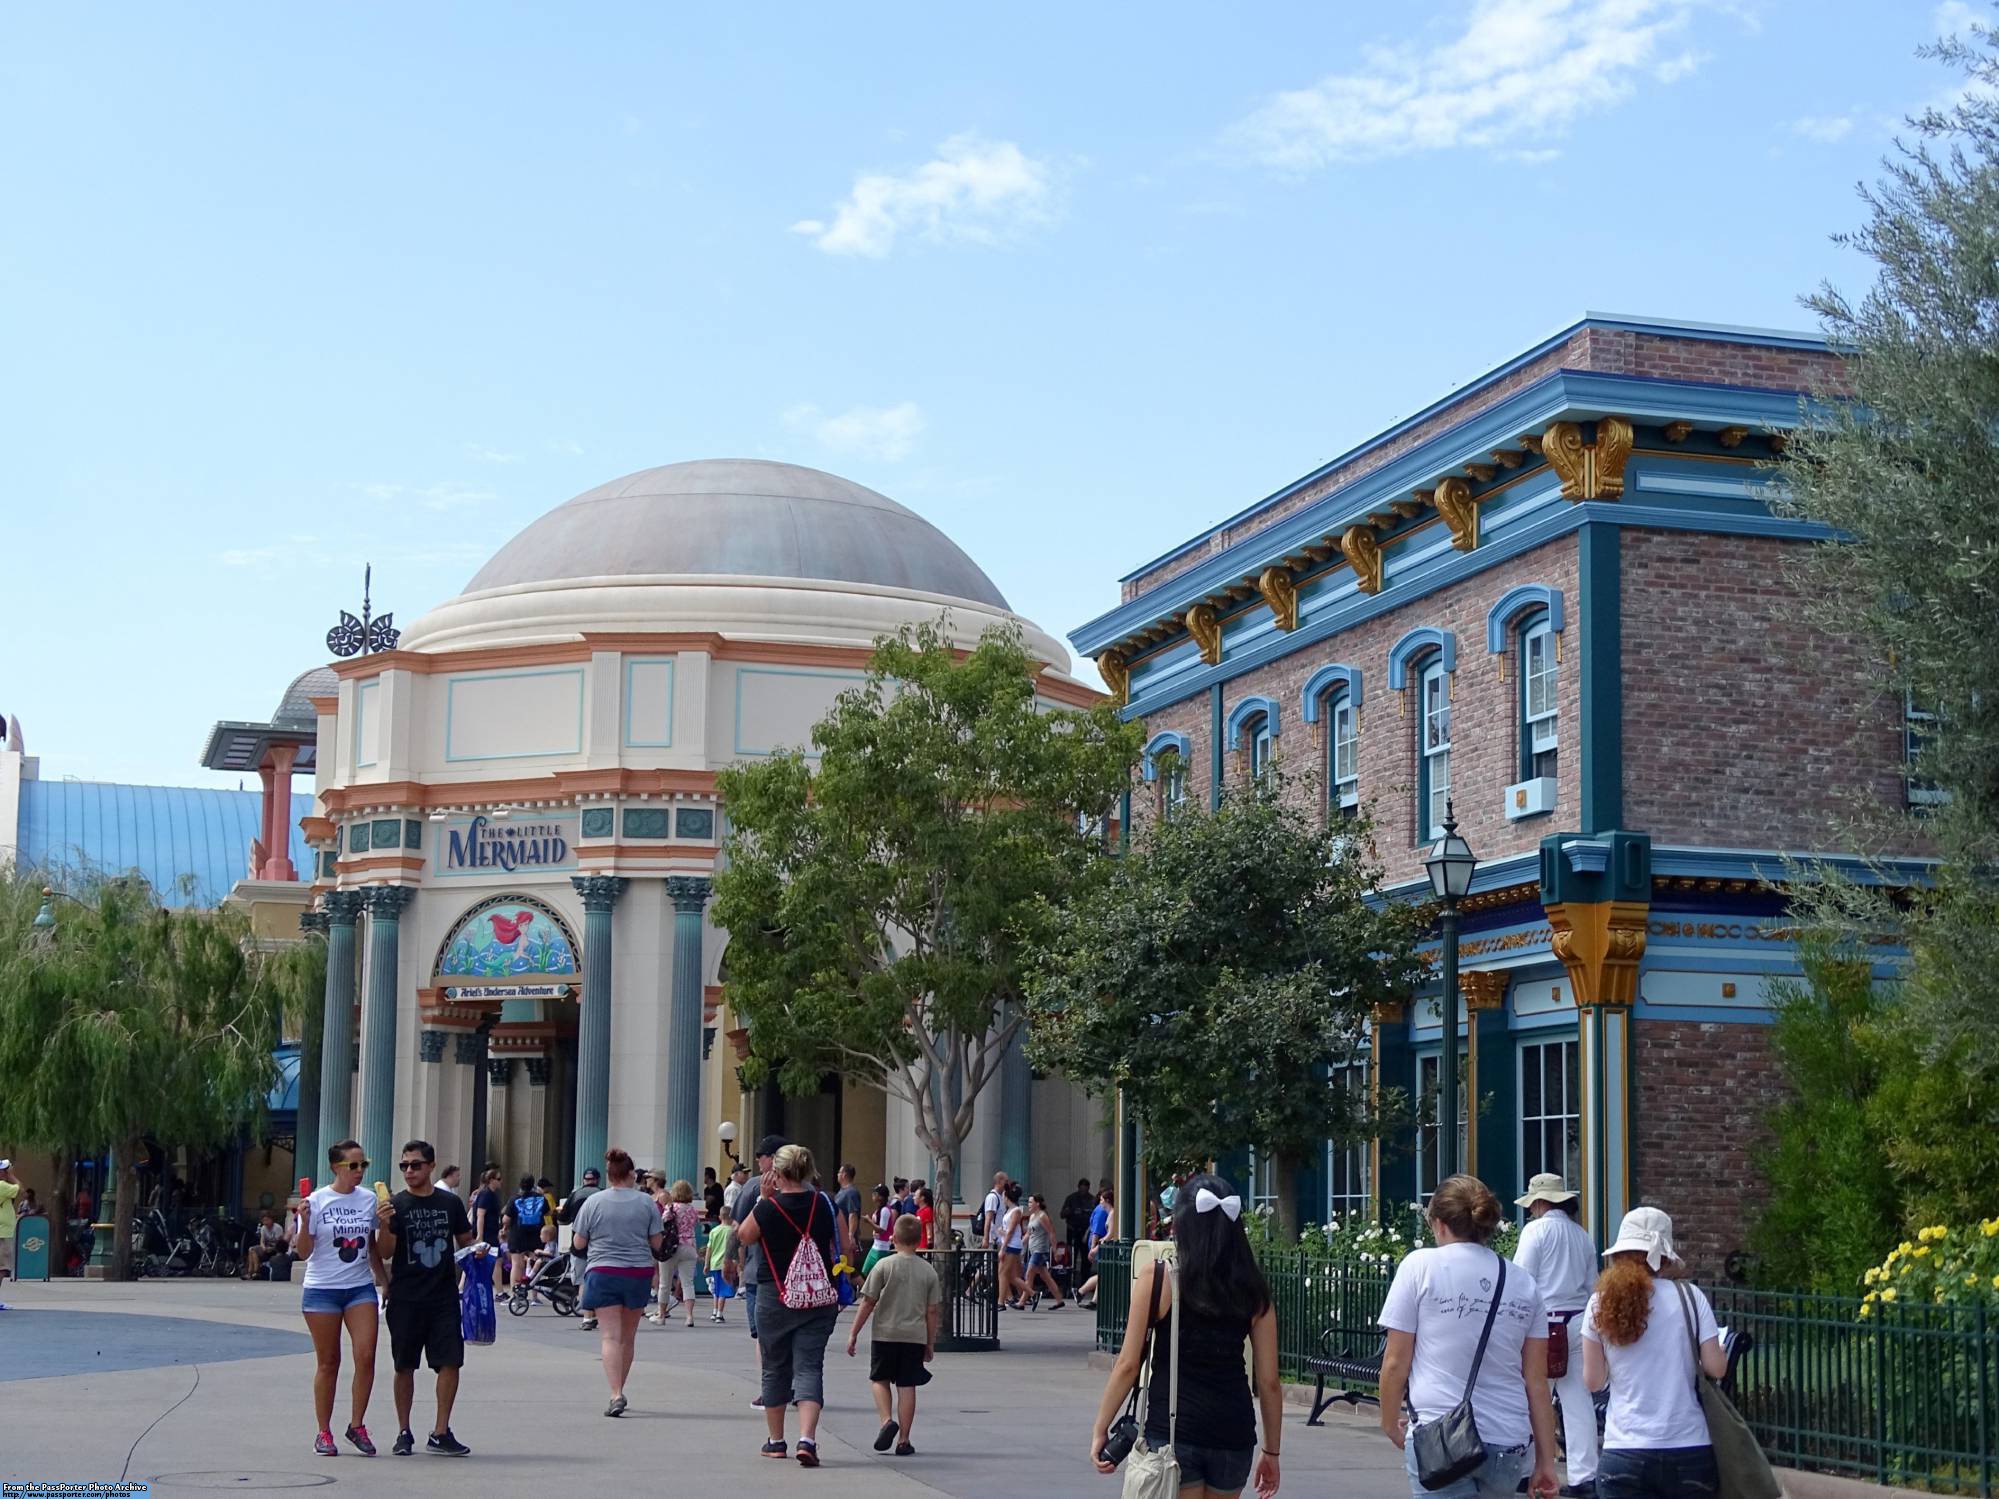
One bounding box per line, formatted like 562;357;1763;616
1124;1258;1182;1499
1673;1281;1782;1499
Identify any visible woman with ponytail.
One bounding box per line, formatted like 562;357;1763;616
1582;1208;1730;1499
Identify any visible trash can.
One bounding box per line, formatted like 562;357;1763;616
13;1214;53;1281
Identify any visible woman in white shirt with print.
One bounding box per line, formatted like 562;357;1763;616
1378;1175;1561;1499
1513;1173;1600;1495
1582;1208;1730;1499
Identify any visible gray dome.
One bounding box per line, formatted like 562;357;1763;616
274;666;339;726
464;459;1009;610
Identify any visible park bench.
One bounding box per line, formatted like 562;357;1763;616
1304;1321;1386;1425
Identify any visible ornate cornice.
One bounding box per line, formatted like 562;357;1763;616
1546;898;1648;1009
1186;603;1222;665
1340;525;1383;595
667;875;713;913
324;889;368;923
1433;476;1478;552
571;874;628;914
363;884;416;920
1460;970;1509;1011
1542;416;1634;501
298;910;331;936
1256;566;1299;631
419;1029;448;1063
1096;649;1130;707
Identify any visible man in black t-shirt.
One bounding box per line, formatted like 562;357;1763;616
1060;1178;1095;1290
375;1139;480;1457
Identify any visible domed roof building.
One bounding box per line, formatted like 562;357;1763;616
304;461;1101;1204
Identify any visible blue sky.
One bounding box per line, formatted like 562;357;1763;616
1;1;1972;787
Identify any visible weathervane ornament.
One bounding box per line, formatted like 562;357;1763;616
326;565;399;657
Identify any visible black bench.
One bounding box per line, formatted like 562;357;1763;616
1305;1322;1385;1425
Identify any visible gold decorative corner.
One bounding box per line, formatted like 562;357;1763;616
1370;999;1405;1025
1186;602;1223;665
1464;462;1497;483
1391;498;1425;519
1717;425;1748;449
1366;509;1398;529
1661;420;1693;443
1460;970;1508;1012
1490;449;1523;469
1433;476;1478;552
1545;898;1649;1009
1517;432;1544;455
1340;524;1384;594
1097;649;1129;707
1541;415;1634;501
1257;566;1299;632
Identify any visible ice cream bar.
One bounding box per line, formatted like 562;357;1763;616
298;1176;312;1199
373;1181;391;1206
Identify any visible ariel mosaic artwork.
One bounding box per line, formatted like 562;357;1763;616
436;895;580;979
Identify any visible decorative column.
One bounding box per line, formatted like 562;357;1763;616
295;910;331;1184
998;1026;1031;1188
1459;971;1511;1185
357;885;414;1182
570;875;626;1186
259;745;299;880
663;876;711;1187
314;891;367;1179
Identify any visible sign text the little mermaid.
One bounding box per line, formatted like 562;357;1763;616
438;814;578;875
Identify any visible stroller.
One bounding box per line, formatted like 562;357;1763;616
507;1246;578;1317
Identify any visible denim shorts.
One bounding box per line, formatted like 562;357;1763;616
1171;1441;1253;1493
1403;1434;1528;1499
1027;1250;1052;1268
301;1281;378;1315
580;1270;653;1311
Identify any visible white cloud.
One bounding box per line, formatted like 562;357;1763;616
545;438;584;457
1936;1;1980;41
464;443;520;464
1792;114;1855;143
214;535;323;569
783;401;925;462
1226;0;1712;168
359;481;497;512
791;134;1055;257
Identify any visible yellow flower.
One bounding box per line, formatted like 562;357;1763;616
1991;1274;1999;1291
1900;1261;1915;1275
1914;1245;1932;1258
1919;1226;1941;1243
1863;1267;1881;1285
1898;1241;1915;1256
1863;1290;1878;1303
1858;1303;1873;1320
1983;1219;1999;1239
1967;1275;1979;1287
1882;1287;1898;1303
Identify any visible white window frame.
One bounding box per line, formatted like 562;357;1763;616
1420;658;1452;839
1905;690;1945;806
1330;695;1359;814
1414;1049;1467;1203
1324;1059;1369;1223
1245;1146;1279;1215
1517;1036;1582;1197
1163;759;1189;818
1522;618;1558;776
1249;716;1274;781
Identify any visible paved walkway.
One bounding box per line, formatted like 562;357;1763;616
0;1277;1411;1498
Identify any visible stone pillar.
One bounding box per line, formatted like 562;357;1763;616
314;891;366;1181
257;765;279;879
260;745;299;880
998;1027;1031;1188
295;910;330;1185
571;875;626;1185
663;877;710;1186
357;885;414;1182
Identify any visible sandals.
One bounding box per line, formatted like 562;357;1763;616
895;1442;916;1457
874;1420;900;1452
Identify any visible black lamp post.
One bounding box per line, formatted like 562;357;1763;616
1423;802;1478;1182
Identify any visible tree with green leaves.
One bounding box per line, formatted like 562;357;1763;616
1026;767;1427;1237
711;620;1141;1218
1766;18;1999;1240
0;872;286;1280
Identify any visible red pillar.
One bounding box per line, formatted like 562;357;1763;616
258;745;299;881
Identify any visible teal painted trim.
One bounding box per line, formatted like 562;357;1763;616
1209;683;1224;811
1387;627;1457;691
1485;586;1565;653
353;680;380;770
621;657;676;749
1300;664;1363;722
1577;523;1621;832
1476;1008;1516;1198
443;667;587;763
731;666;866;758
1140;730;1190;783
1224;695;1281;749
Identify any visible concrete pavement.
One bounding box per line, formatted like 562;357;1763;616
0;1277;1412;1497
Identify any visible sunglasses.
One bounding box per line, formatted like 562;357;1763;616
399;1161;430;1172
339;1159;369;1172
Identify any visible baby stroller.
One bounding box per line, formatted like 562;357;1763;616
507;1246;578;1317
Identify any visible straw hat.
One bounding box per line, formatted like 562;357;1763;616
1514;1172;1579;1210
1604;1206;1680;1271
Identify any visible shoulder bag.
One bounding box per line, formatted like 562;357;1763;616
1100;1257;1162;1468
1673;1281;1783;1499
1411;1253;1506;1491
1122;1257;1182;1499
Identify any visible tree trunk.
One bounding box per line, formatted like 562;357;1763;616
933;1149;956;1245
110;1141;142;1282
1272;1147;1303;1243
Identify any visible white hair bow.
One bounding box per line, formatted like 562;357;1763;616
1194;1188;1242;1220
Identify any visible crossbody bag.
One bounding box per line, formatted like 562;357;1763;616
1411;1254;1507;1491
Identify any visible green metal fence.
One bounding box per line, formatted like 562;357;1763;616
1093;1243;1999;1496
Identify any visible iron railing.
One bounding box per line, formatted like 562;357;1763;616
1093;1243;1999;1496
923;1246;1000;1352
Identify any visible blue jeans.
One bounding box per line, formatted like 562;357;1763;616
1404;1435;1529;1499
1596;1446;1718;1499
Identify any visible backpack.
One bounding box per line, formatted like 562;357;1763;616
766;1191;839;1310
658;1202;681;1258
513;1194;545;1228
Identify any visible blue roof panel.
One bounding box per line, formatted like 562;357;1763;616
17;780;316;908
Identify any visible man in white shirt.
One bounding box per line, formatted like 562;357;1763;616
722;1166;748;1218
1513;1173;1600;1497
979;1172;1009;1248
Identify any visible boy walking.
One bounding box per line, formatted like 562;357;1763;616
845;1213;941;1457
706;1207;736;1323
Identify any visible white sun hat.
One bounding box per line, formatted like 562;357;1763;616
1515;1172;1579;1209
1604;1206;1680;1271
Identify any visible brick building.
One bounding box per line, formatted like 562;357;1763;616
1069;315;1923;1273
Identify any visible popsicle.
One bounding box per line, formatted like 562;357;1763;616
297;1176;312;1199
373;1181;391;1207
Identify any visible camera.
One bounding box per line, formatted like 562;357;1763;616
1099;1414;1139;1468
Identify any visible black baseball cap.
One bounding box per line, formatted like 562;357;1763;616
755;1134;789;1160
582;1168;601;1183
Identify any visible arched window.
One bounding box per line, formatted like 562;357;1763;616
1161;752;1189;818
1418;656;1452;839
1249;714;1274;781
1328;693;1359;818
1519;614;1559;780
1225;696;1280;784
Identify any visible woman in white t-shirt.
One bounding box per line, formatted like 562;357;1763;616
1378;1175;1560;1499
292;1138;391;1459
1513;1173;1601;1494
1582;1208;1729;1499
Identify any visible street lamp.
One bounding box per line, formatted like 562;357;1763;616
1423;802;1478;1183
717;1119;741;1172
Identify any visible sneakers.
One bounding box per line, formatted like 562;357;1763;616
392;1430;415;1457
750;1395;767;1409
313;1431;338;1458
760;1440;788;1460
344;1424;376;1457
796;1439;819;1468
894;1442;916;1457
579;1316;598;1331
874;1420;900;1452
604;1395;628;1418
427;1429;471;1456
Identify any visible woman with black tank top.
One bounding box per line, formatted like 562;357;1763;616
1089;1172;1283;1499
